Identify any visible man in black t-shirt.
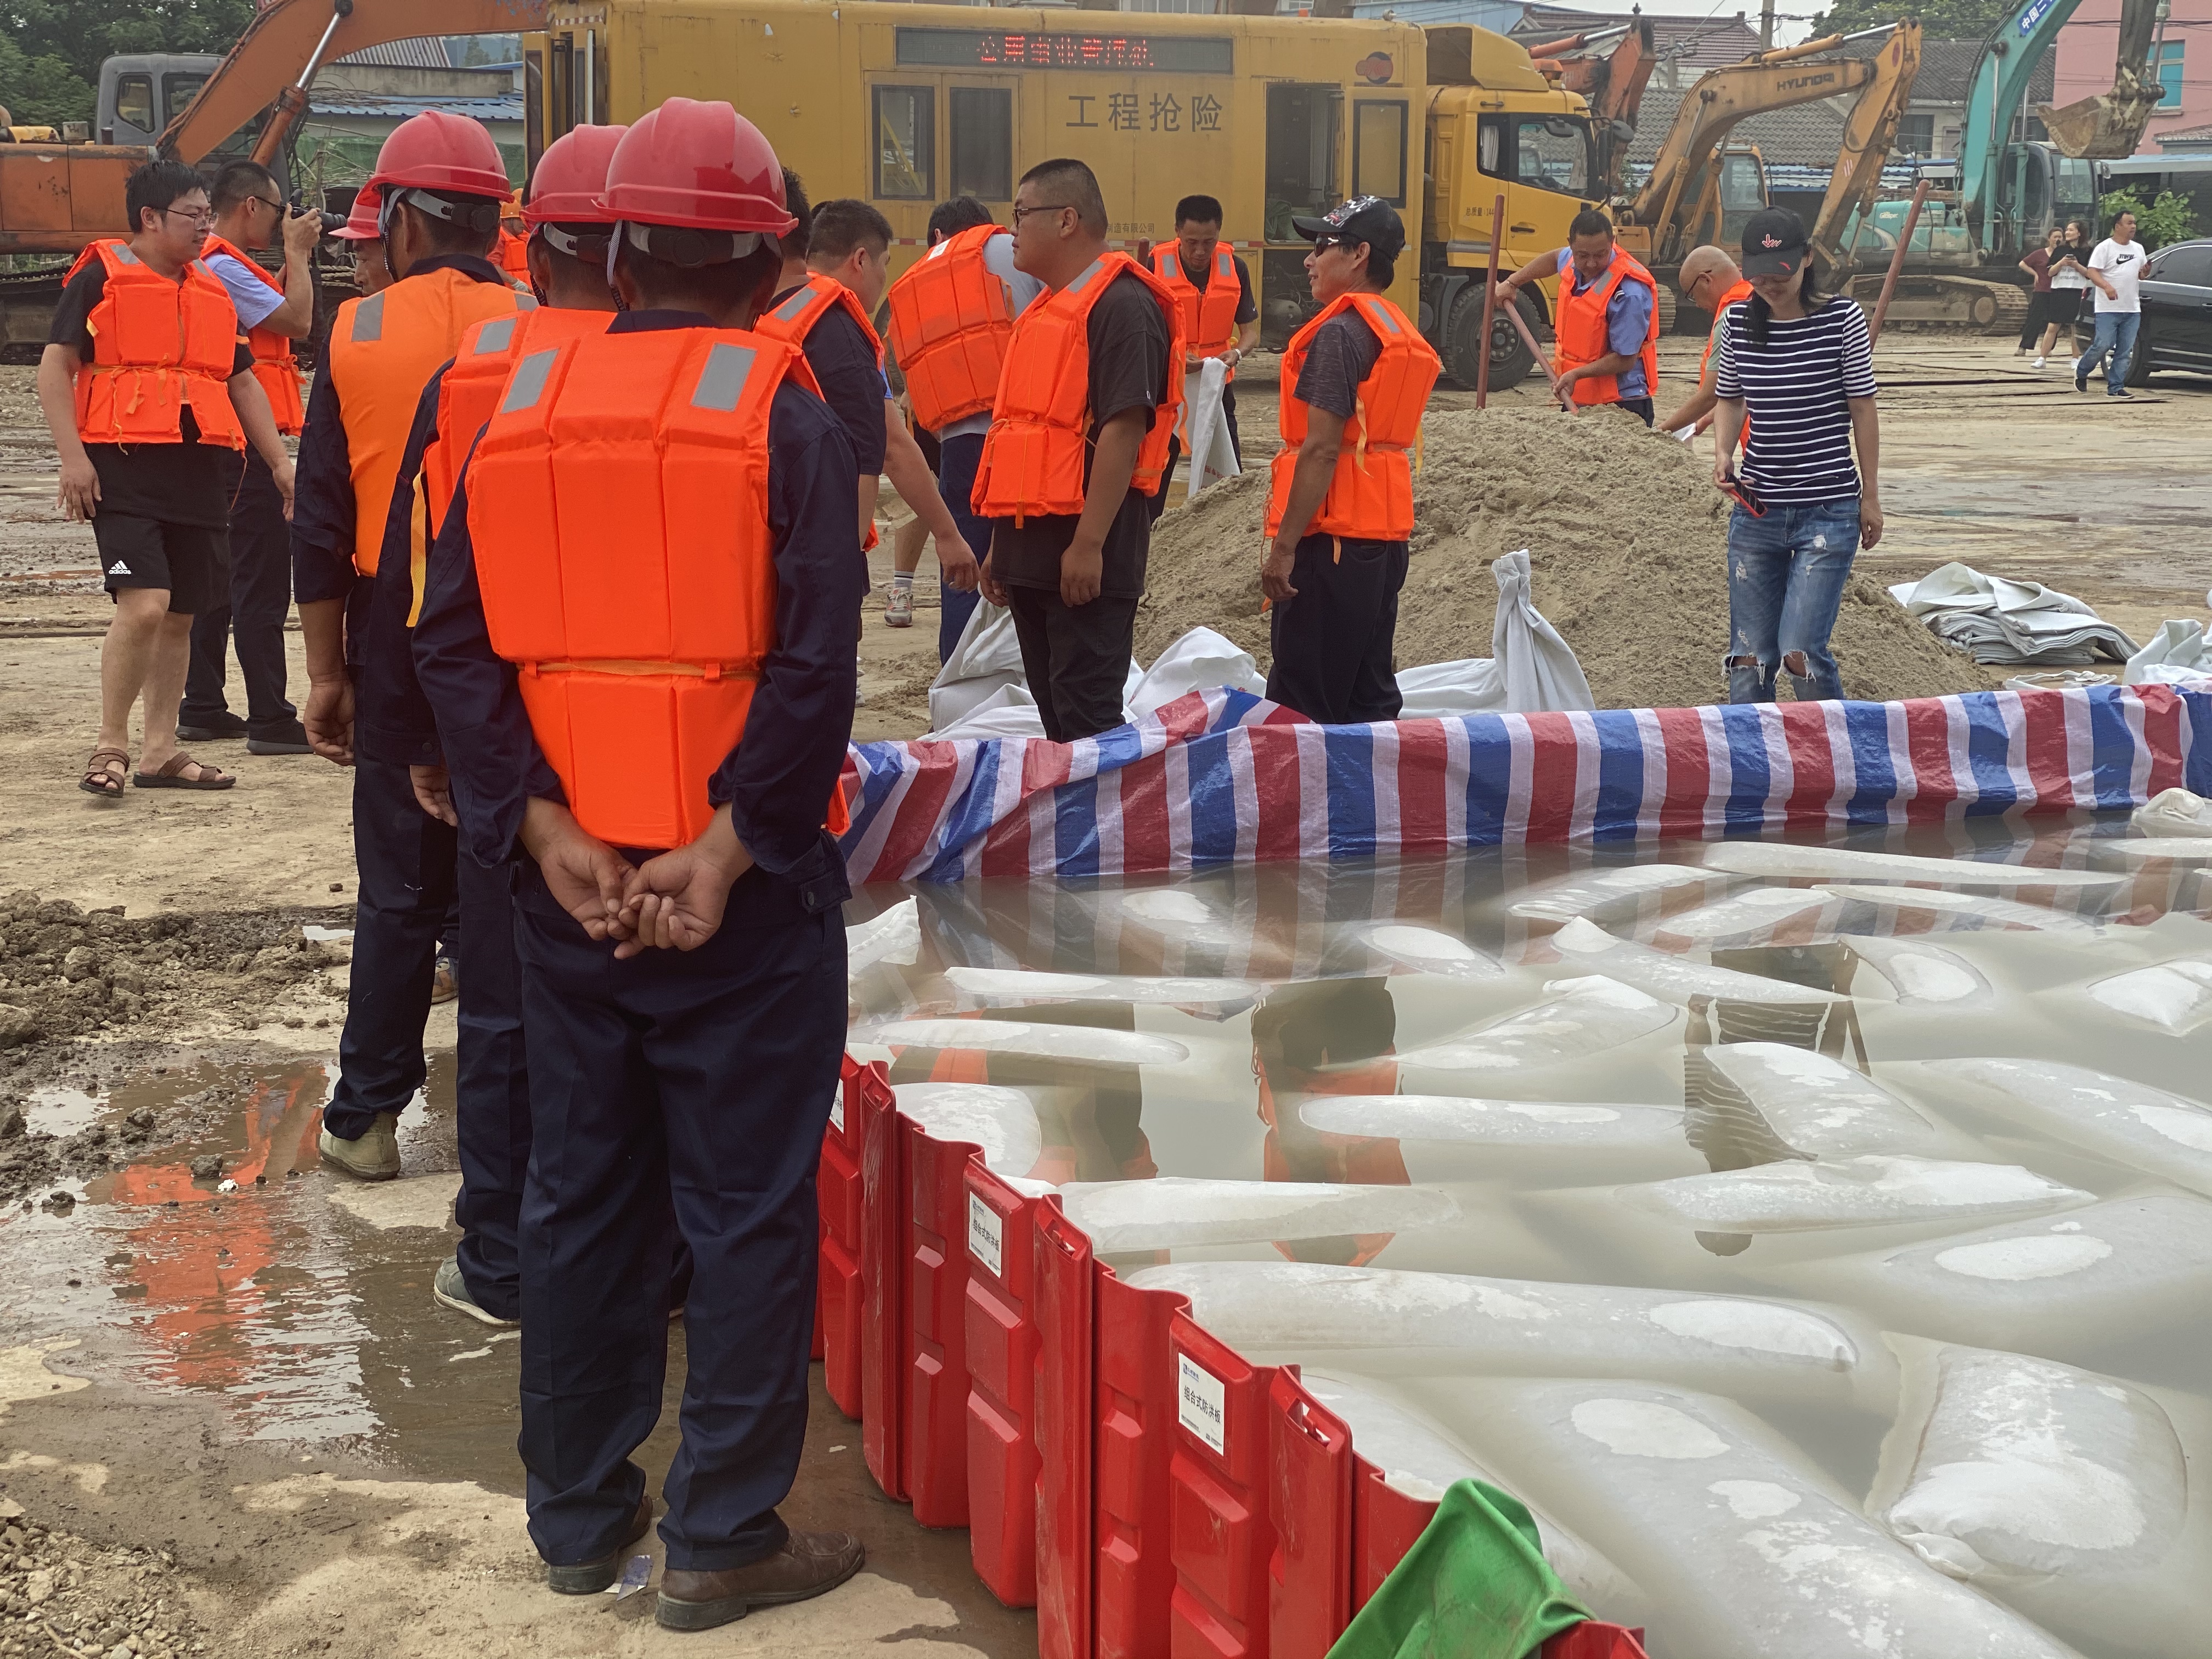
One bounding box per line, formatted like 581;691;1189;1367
36;160;297;799
1155;194;1260;495
977;159;1172;744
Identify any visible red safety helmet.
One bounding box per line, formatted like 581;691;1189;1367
332;183;382;241
366;109;512;199
523;124;629;226
599;98;794;235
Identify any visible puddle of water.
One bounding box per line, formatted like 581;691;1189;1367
24;1087;102;1137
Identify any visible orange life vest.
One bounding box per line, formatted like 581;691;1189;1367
885;223;1015;433
1152;242;1242;374
1553;246;1661;408
326;266;533;576
1703;277;1754;450
467;325;848;851
757;273;887;552
1265;291;1439;543
198;233;306;436
970;253;1185;525
497;221;530;286
66;240;245;452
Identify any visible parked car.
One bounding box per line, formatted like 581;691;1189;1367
2129;238;2212;385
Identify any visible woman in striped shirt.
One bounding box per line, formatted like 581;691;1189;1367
1711;208;1883;704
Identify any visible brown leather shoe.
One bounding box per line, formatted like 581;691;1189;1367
544;1494;654;1594
654;1530;866;1630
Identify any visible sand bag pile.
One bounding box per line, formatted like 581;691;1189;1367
1137;408;2006;710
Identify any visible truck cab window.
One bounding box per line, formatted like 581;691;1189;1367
1511;116;1588;198
950;86;1012;202
164;74;207;126
114;76;155;138
874;85;935;201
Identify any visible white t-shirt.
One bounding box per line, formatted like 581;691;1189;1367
2048;244;2090;289
2088;238;2146;314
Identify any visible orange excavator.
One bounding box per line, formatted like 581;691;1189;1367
1525;17;1660;202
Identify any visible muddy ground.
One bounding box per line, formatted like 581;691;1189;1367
1;338;2208;1659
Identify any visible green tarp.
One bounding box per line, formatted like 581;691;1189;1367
1326;1479;1592;1659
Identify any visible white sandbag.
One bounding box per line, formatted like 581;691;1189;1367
1869;1341;2210;1658
1295;1368;1653;1627
891;1082;1043;1179
2089;836;2212;866
944;966;1263;1008
1299;1093;1687;1148
1923;1058;2212;1194
1813;883;2100;934
1441;1378;2081;1659
1846;934;1995;1008
1646;887;1831;949
2132;786;2212;838
1127;625;1266;719
1507;863;1720;923
2085;958;2212;1032
1697;1043;1968;1158
870;1018;1189;1067
923;681;1047;742
1395;975;1678;1072
1619;1155;2091;1234
1550;917;1848;1006
928;600;1027;731
1180;356;1241;497
1386;550;1594;718
1354;922;1504;981
1054;1177;1456;1252
2121;617;2212;686
847;898;921;980
1122;1261;1876;1404
1703;841;2123;891
1765;1195;2212;1359
1391;656;1511;719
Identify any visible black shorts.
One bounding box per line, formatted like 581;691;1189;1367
95;514;228;614
913;417;941;475
2045;289;2084;324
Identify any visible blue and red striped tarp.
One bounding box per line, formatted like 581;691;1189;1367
838;684;2212;886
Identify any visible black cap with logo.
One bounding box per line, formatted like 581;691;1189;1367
1740;206;1809;279
1290;194;1406;262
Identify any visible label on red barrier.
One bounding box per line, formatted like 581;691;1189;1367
829;1084;844;1132
1176;1351;1227;1456
967;1190;1003;1280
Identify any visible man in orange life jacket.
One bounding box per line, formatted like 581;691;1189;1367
1660;244;1754;440
974;157;1182;744
413;99;867;1625
1494;206;1661;426
343;124;627;1328
331;184;392;296
35;159;298;799
1153;192;1260;493
179;161;323;757
1261;196;1441;726
290;111;534;1186
884;194;1044;659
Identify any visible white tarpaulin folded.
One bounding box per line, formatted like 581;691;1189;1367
1890;561;2137;666
1393;549;1596;716
1180;356;1242;498
923;623;1262;742
2123;616;2212;686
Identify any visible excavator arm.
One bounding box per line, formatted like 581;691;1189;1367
2038;0;2163;157
1809;21;1921;279
1626;24;1910;269
160;0;549;165
1527;19;1657;200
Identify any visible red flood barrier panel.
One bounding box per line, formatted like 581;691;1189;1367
964;1164;1045;1607
1096;1271;1186;1659
1167;1312;1281;1659
859;1062;908;1503
819;1056;879;1420
1267;1373;1352;1659
905;1115;982;1528
1035;1201;1097;1659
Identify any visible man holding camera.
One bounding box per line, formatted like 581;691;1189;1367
182;160;323;754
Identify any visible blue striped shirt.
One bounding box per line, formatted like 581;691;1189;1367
1713;296;1876;505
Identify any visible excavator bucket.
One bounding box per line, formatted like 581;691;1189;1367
2039;83;2163;159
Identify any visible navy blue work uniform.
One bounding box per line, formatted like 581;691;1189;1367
413;308;864;1573
290;255;502;1163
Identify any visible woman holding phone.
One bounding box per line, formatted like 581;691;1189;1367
1711;208;1882;705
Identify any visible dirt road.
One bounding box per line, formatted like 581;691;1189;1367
1;338;2207;1659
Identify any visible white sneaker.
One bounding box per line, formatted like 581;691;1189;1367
318;1111;401;1180
884;584;915;628
2031;356;2046;368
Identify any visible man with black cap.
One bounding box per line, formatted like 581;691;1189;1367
1261;196;1439;725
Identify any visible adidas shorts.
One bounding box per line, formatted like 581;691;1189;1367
95;515;229;615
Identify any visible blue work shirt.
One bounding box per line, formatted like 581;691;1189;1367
411;308;865;922
1554;246;1652;400
290;253;512;667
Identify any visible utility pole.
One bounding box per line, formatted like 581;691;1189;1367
1759;0;1775;50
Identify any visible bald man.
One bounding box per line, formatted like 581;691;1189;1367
1660;246;1754;437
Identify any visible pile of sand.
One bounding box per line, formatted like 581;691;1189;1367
1137;408;2006;710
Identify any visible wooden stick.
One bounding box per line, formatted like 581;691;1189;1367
1868;178;1929;346
1475;191;1506;409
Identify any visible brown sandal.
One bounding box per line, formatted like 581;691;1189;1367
80;747;129;798
133;752;235;791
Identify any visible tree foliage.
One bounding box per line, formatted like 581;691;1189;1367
0;0;257;123
0;33;95;126
1809;0;2016;40
2098;186;2199;250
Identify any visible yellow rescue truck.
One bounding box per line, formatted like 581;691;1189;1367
526;1;1601;387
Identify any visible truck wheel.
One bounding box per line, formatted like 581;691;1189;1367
1448;288;1538;392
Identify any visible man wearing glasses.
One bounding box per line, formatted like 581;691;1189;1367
1659;244;1754;440
37;159;297;800
179;161;325;757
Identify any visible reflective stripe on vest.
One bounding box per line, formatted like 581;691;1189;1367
466;325;847;850
755;273;887;551
1552;247;1662;408
199;234;306;436
885;223;1015;432
1151;243;1242;373
327;266;533;576
1265;292;1440;543
66;239;245;452
969;252;1187;525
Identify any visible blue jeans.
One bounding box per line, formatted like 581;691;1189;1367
2075;311;2140;393
1724;498;1861;703
936;432;989;663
